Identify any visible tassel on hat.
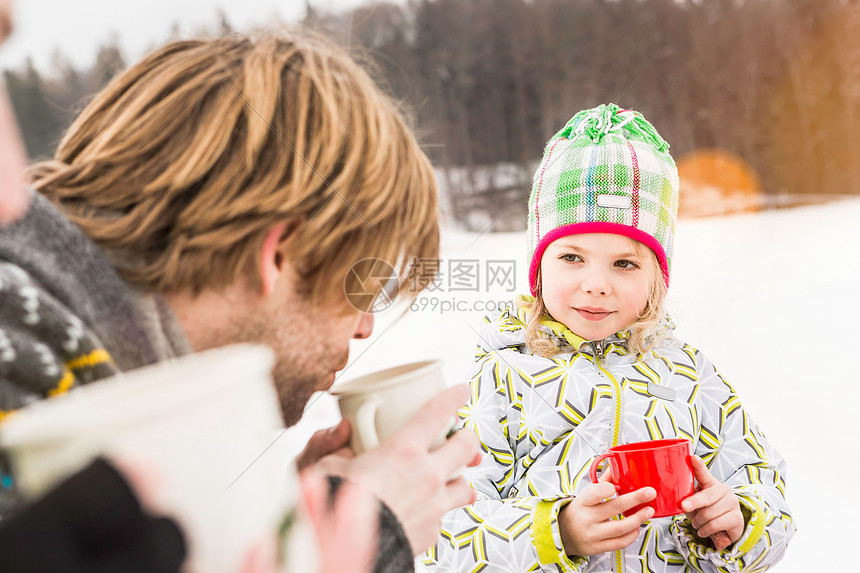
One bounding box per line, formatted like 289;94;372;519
562;104;669;151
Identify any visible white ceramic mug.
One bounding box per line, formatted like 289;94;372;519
332;360;453;454
0;344;305;573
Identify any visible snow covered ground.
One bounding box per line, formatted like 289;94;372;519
278;197;860;572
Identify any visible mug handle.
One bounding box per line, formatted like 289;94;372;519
354;395;382;452
589;452;613;483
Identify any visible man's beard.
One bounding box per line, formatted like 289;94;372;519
229;300;349;428
271;359;320;427
190;280;351;428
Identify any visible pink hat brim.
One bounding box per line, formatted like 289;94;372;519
528;222;670;295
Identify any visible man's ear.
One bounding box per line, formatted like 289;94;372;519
258;222;295;297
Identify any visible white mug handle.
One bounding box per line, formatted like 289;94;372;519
354;394;382;452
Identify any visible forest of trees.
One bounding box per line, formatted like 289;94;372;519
4;0;859;227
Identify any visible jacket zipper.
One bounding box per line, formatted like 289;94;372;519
591;341;625;573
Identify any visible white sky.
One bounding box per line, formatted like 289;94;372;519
1;0;381;72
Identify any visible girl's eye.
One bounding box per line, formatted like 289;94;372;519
560;254;582;263
616;259;640;270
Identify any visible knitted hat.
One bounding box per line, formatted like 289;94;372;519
527;103;679;294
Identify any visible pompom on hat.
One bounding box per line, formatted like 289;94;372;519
527;103;679;294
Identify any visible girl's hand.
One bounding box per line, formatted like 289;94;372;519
559;469;656;556
681;456;744;545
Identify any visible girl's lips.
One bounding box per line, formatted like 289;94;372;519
575;307;613;321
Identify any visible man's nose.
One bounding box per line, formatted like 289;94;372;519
353;312;374;339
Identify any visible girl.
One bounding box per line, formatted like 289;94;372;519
422;104;795;572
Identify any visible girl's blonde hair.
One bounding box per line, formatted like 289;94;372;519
29;30;439;307
525;240;668;358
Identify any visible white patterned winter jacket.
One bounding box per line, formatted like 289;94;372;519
421;301;795;573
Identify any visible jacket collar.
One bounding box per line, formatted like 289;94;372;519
513;295;630;355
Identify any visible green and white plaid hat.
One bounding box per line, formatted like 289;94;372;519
527;103;679;294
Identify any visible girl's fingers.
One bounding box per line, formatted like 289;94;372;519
597;518;641;541
690;497;743;527
597;524;643;554
597;487;656;521
681;483;725;513
563;487;656;556
597;465;614;483
590;506;652;554
687;493;735;529
596;465;626;494
689;455;717;488
598;504;654;539
696;508;743;539
579;481;621;506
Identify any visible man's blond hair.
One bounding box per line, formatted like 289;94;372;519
30;30;439;307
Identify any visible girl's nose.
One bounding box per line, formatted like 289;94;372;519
581;269;610;296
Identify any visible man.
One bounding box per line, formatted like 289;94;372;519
0;28;478;571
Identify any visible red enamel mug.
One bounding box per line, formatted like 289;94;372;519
589;438;695;518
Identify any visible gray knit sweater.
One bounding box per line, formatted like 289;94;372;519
0;192;192;515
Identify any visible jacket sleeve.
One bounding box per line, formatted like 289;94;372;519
0;262;119;517
0;262;118;419
670;352;796;572
420;353;587;573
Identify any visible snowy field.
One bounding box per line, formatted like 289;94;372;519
277;197;860;572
